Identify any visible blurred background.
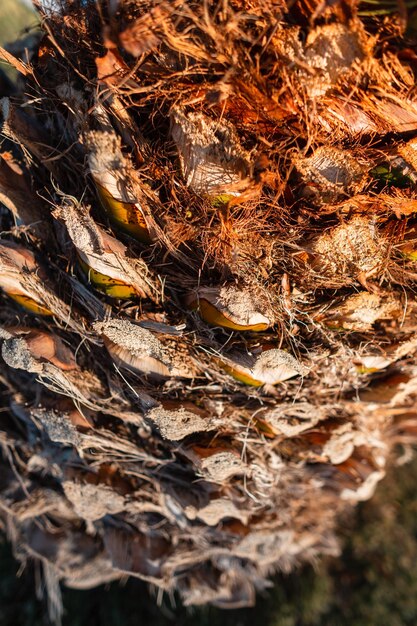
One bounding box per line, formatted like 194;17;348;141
1;1;417;624
0;0;37;54
2;454;417;626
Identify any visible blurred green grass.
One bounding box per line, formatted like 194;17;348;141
0;0;37;48
0;0;38;82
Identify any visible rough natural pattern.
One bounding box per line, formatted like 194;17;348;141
0;0;417;622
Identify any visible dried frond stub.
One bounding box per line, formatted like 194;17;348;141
294;146;367;204
316;291;403;332
185;498;249;526
0;241;87;332
77;257;139;299
187;285;273;331
0;240;53;315
171;109;250;197
218;348;305;386
340;466;385;503
94;318;171;378
274;22;368;99
320;95;417;138
309;216;388;289
0;330;104;411
63;481;126;521
0;327;76;371
146;405;213;441
321;424;369;465
397;138;417;174
355;336;417;374
32;408;83;447
255;402;324;438
86;131;152;243
0;154;49;239
303;22;368;98
30;403;92;447
54;202;158;301
182;446;245;482
355;354;392;374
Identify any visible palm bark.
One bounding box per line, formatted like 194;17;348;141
1;0;417;620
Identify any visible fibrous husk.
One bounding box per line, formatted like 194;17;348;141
294;146;367;204
309;216;388;288
103;524;170;584
1;98;60;173
316;291;404;332
274;21;369;99
21;522;120;590
118;2;176;57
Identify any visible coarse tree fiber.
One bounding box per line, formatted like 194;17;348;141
1;0;417;621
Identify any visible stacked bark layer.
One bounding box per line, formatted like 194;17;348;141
1;0;417;615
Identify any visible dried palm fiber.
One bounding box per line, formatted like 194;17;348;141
2;0;417;618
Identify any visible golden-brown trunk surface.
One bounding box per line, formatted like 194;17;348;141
1;0;417;620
